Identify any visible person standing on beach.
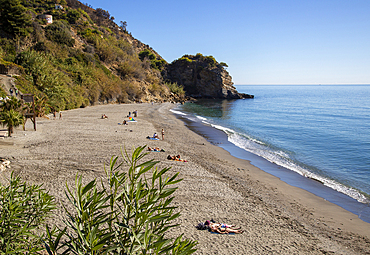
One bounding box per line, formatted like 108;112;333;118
59;111;62;119
161;129;164;140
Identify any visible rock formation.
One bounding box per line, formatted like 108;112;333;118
164;54;253;99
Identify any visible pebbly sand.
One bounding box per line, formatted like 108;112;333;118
0;103;369;254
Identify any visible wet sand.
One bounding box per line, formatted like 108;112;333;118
0;103;369;254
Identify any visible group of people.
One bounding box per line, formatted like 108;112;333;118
9;87;19;97
127;110;138;118
147;147;165;152
152;129;165;140
167;154;187;162
53;111;63;120
196;220;243;234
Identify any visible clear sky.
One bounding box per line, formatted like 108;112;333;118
84;0;370;85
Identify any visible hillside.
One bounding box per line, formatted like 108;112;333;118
0;0;251;113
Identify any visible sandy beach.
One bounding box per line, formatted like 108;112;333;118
1;103;369;254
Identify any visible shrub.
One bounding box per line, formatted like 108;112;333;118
139;49;156;61
78;8;94;24
0;146;197;254
151;59;166;71
0;87;7;98
178;56;192;63
0;38;16;62
66;9;81;24
42;145;198;254
0;97;25;136
0;172;55;253
205;56;217;67
0;109;24;136
166;81;185;97
45;20;75;47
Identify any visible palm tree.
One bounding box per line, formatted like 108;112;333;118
0;109;24;137
34;95;50;117
1;96;23;112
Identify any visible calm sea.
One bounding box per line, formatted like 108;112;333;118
173;85;370;222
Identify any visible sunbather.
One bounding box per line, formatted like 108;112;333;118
148;147;165;152
196;220;242;234
205;221;240;230
167;155;187;162
209;224;243;234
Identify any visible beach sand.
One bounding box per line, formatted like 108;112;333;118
1;103;369;254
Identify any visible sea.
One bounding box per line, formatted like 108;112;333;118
171;85;370;223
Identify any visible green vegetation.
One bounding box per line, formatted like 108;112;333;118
166;81;185;97
45;20;75;46
0;0;179;114
0;146;198;254
178;56;193;63
0;0;32;36
0;172;55;253
139;49;167;71
0;97;24;136
173;54;226;69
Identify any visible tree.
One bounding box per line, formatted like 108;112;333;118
34;95;50;117
0;0;32;36
0;108;24;136
96;8;110;19
0;96;23;112
0;97;24;136
120;20;127;31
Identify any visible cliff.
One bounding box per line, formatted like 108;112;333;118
0;0;252;112
164;54;254;99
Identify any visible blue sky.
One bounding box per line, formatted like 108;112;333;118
84;0;370;85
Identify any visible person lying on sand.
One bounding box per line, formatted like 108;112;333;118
148;147;165;152
196;220;243;234
122;120;128;125
205;220;240;230
101;114;108;119
167;155;187;162
209;224;243;234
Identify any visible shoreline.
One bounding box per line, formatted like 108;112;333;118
175;111;370;224
0;103;369;254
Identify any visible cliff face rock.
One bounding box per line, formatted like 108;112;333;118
164;54;253;99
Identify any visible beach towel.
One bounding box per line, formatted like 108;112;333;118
210;231;236;235
146;136;159;140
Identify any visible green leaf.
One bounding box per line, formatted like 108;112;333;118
81;180;95;197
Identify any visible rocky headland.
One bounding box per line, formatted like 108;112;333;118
164;54;254;99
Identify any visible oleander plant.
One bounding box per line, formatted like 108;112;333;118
0;145;197;254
